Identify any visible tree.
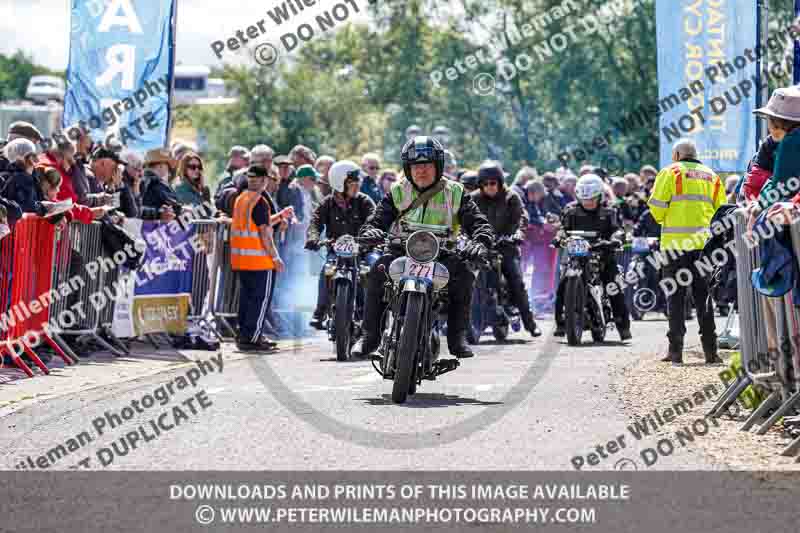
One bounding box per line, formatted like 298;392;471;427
0;50;63;101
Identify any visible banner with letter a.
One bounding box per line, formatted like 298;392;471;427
64;0;176;152
656;0;757;172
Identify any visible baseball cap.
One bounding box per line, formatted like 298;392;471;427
274;155;291;165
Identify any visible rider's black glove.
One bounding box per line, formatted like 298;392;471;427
360;228;386;243
304;240;320;251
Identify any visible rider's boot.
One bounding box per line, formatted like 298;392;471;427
309;307;327;330
447;330;474;359
351;334;381;358
522;311;542;338
617;322;632;341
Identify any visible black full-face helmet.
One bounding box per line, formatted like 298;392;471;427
401;136;446;188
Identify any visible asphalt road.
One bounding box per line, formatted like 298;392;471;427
0;316;720;471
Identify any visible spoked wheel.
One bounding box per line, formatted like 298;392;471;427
565;277;585;346
392;293;424;404
334;282;352;362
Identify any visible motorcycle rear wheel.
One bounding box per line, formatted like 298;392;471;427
565;277;585;346
335;282;352;362
392;293;424;404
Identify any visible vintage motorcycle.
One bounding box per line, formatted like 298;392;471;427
627;236;662;320
319;235;378;361
468;234;522;344
365;223;484;404
559;230;620;346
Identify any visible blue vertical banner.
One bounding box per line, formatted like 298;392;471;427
64;0;177;152
656;0;757;172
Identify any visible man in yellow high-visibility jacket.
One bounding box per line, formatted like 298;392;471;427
648;138;724;365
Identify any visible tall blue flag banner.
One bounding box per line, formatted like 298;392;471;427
64;0;176;152
656;0;757;172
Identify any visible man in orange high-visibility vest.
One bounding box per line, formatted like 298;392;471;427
231;165;287;352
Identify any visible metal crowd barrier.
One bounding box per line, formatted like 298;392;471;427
49;221;126;357
95;257;130;356
187;220;217;338
208;220;239;338
707;208;800;458
0;216;77;376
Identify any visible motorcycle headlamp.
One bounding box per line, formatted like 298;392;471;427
324;263;337;277
406;231;439;263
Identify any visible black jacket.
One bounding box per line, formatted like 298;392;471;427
216;180;280;229
123;169;143;213
0;196;22;225
542;189;563;217
470;188;527;237
634;209;661;238
276;178;305;222
360;178;494;247
1;162;47;217
559;201;619;241
140;169;182;220
307;192;375;243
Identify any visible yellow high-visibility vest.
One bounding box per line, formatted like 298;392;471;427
648;161;724;251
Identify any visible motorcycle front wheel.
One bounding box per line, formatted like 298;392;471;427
335;282;352;362
565;276;585;346
392;292;424;404
493;323;509;342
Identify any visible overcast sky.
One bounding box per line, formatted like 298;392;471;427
0;0;374;71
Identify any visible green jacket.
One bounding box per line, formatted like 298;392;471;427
758;128;800;207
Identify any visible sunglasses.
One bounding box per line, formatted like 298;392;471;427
485;180;499;187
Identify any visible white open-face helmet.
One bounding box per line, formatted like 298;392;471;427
575;174;604;201
328;160;361;193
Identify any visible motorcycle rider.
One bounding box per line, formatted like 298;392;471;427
471;160;542;338
353;136;495;359
553;174;632;340
460;171;479;194
633;205;666;314
305;160;375;329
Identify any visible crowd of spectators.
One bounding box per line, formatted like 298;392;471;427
0;117;670;353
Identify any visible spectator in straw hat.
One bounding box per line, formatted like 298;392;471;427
141;148;181;222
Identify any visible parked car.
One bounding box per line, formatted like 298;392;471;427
25;75;65;104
